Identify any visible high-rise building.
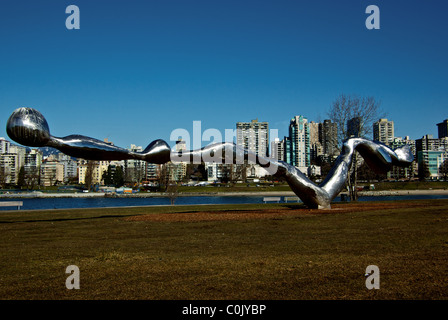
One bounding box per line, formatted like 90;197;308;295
0;139;27;185
437;119;448;139
416;135;448;153
0;137;10;154
124;144;146;183
78;160;109;186
389;136;417;179
308;121;322;162
417;150;447;179
347;117;362;138
320;120;338;156
289;115;310;168
270;138;285;161
146;163;159;182
25;149;43;174
169;139;188;182
236;119;269;157
283;136;291;164
416;134;448;179
40;160;65;186
0;153;18;184
373;118;394;145
57;153;78;181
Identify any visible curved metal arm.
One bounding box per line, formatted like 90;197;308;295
170;138;413;208
6;107;413;209
6;108;171;164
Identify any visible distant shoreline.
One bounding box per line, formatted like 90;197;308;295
1;189;448;199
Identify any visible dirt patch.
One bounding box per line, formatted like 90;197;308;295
124;201;434;222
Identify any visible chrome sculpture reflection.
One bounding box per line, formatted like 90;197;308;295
6;108;171;164
6;107;413;209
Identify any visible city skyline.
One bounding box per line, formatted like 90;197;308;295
1;1;447;149
1;113;447;185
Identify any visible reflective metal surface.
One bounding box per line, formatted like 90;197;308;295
6;107;414;209
171;138;413;209
6;108;51;147
6;107;171;164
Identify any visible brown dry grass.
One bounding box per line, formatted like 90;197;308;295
1;199;447;300
124;201;434;222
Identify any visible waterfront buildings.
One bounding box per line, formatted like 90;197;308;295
235;119;270;180
309;121;323;162
0;153;19;184
418;151;446;179
347;117;362;138
270;137;285;161
373;118;395;145
320;119;338;157
389;136;417;180
40;160;64;186
1;114;448;186
308;119;338;163
236;119;269;157
0;137;10;154
78;160;110;186
124;144;146;184
289;115;310;169
416;134;448;179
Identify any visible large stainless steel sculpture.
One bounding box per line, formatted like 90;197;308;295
6;107;413;209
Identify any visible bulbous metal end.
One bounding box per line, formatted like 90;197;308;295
6;107;51;147
143;139;171;164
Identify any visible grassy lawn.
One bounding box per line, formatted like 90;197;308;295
174;181;448;193
371;181;448;191
0;200;447;300
176;184;292;193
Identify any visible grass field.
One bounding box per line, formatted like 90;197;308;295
172;181;448;193
0;200;447;300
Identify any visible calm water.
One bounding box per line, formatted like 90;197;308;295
1;194;448;211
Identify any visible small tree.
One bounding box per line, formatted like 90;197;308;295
102;168;111;186
0;167;8;189
17;166;26;189
24;166;40;190
418;161;430;181
113;166;124;187
358;161;377;183
84;161;96;191
157;164;169;191
166;181;179;205
439;159;448;181
220;164;231;183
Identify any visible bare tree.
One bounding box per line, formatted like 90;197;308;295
17;166;26;189
328;94;384;148
84;160;96;191
439;159;448;181
0;167;8;189
327;94;384;201
166;181;179;205
25;166;40;190
231;164;249;183
418;161;430;181
157;164;169;192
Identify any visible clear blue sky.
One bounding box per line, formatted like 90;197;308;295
1;0;447;149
